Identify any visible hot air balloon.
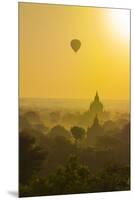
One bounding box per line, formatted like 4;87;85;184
70;39;81;52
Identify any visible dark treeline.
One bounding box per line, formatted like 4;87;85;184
19;108;130;197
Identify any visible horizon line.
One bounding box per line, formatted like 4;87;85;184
19;97;130;101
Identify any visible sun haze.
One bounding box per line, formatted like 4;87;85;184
19;3;130;100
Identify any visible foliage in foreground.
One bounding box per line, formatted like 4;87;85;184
20;155;130;197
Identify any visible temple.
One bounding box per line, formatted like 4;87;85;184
89;91;103;116
87;115;104;146
80;91;104;127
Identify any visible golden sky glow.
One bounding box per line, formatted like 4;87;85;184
19;3;130;100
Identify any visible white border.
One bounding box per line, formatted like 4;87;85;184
0;0;134;199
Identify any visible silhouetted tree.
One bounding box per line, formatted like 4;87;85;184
97;164;130;192
20;155;95;196
49;125;71;140
71;126;85;145
20;153;130;197
19;131;47;184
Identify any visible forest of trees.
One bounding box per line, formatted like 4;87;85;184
19;105;130;197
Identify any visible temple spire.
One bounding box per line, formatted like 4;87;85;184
89;91;103;114
94;91;99;102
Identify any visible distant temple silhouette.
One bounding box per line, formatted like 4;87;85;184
87;115;104;146
79;91;107;127
89;91;103;116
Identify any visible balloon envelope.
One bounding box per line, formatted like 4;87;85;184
71;39;81;52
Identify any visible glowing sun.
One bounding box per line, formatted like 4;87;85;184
108;9;130;39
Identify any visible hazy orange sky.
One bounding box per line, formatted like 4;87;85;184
19;3;130;100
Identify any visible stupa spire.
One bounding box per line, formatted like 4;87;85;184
89;91;103;114
94;91;99;102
